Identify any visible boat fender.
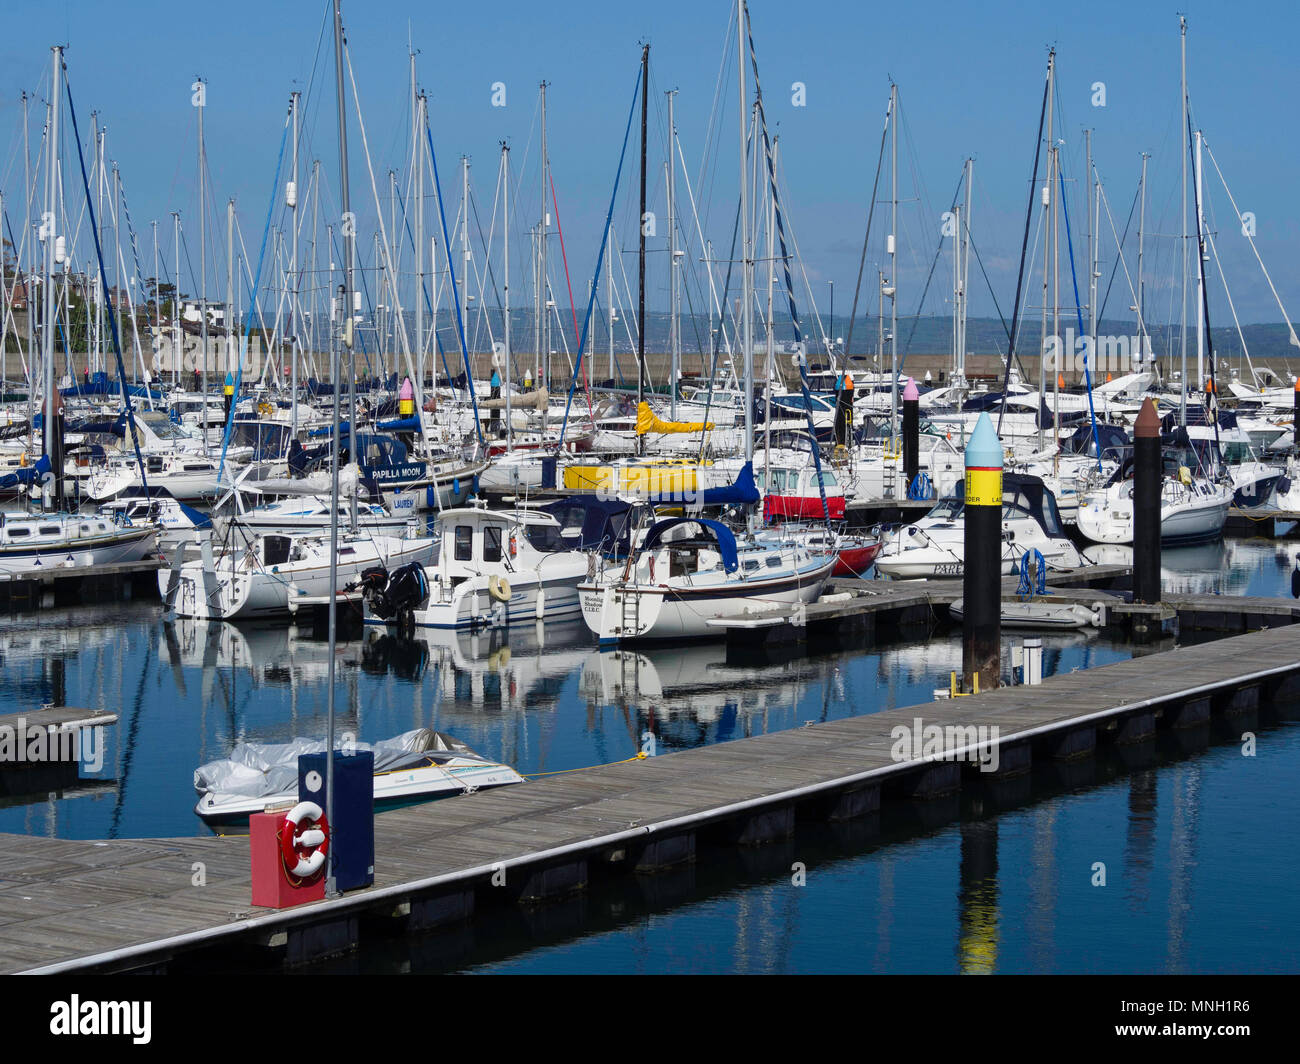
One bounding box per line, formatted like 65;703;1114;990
1178;466;1193;487
489;575;512;603
535;587;546;620
279;802;329;883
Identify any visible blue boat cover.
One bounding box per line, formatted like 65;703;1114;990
641;517;739;573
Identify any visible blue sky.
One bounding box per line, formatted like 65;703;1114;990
1;0;1296;332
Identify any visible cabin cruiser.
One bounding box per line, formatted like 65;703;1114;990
0;508;158;576
97;485;210;548
578;516;838;644
160;526;436;620
358;506;590;630
874;473;1087;580
1076;468;1232;546
193;728;524;827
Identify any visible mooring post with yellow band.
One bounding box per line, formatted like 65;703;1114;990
962;411;1003;693
223;371;235;418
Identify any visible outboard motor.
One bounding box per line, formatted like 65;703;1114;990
355;562;430;629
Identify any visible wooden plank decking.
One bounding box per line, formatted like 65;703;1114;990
3;619;1298;974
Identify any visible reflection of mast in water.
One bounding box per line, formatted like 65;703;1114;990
873;856;895;970
1124;769;1158;905
1165;762;1201;973
1027;805;1058;969
957;820;1000;974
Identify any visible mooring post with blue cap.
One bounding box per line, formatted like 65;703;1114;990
1134;397;1161;606
963;412;1002;692
903;377;919;492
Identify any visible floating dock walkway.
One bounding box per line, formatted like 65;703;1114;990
3;619;1299;974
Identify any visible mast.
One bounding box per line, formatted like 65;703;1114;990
1038;51;1054;452
1137;151;1149;362
502;140;512;452
332;0;357;534
412;70;423;398
1194;128;1205;394
637;43;649;456
888;80;898;446
737;4;753;467
172;211;181;386
461;155;470;378
197;74;209;452
608;221;615;381
1180;15;1188;425
536;80;547;390
290;90;300;435
667;87;679;420
226;198;235;387
41;46;63;509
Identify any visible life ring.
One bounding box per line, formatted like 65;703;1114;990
279;801;329;883
488;575;512;603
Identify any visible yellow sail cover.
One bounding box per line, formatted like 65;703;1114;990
635;401;713;435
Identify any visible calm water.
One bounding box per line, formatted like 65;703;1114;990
2;536;1298;972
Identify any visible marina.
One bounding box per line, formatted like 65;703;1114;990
0;0;1297;1005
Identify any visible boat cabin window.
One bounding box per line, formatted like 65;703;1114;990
264;536;292;566
765;554;783;568
742;559;760;572
524;523;565;553
7;527;29;537
483;525;503;563
39;525;60;536
454;526;473;561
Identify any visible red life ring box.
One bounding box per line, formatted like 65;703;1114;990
250;807;327;908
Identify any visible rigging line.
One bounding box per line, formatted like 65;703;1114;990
549;171;595;426
425;122;483;444
61;62;150;499
556;61;642;446
216;107;290;489
1057;164;1102;470
1094;175;1138;327
900;171;966;365
996;51;1052;440
842;93;891;367
1203;140;1299;356
745;2;830;529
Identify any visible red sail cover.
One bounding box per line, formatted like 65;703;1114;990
764;493;846;521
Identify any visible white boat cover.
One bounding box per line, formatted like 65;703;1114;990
194;728;476;800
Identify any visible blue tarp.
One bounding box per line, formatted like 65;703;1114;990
0;454;52;490
641;517;739;573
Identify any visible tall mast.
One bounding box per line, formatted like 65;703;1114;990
411;61;423;396
290;90;300;434
537;80;548;389
1194;128;1205;393
1086;130;1096;371
42;46;63;509
637;43;649;456
1179;15;1188;425
1037;51;1054;452
608;221;615;381
197;74;209;452
172;211;181;386
888;80;898;446
226;198;235;385
1137;151;1150;368
332;0;356;533
667;87;679;420
737;3;753;466
961;158;973;385
502;141;512;452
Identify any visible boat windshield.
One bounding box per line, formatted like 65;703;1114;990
524;522;566;553
927;495;965;520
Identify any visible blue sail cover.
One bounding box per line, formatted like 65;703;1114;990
0;454;52;490
61;372;162;401
540;497;636;555
641;517;740;573
376;415;421;434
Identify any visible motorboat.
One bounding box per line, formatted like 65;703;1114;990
159;526;437;620
193;728;525;827
358;505;591;630
1076;461;1231;546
